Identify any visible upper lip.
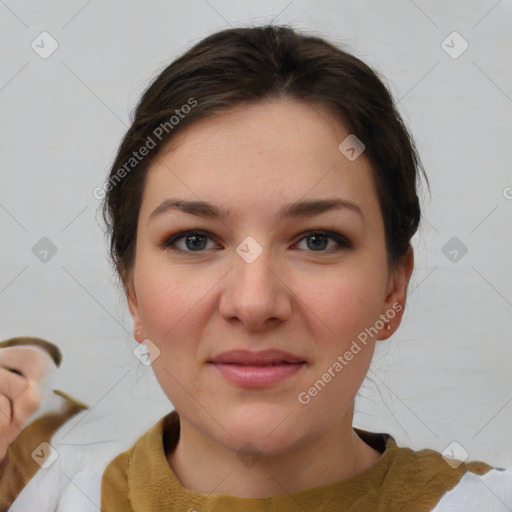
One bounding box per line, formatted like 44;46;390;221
209;349;306;365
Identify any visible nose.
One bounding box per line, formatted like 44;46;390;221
219;241;292;331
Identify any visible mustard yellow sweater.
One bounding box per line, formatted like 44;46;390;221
101;410;495;511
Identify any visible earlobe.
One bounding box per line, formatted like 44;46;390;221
378;247;414;341
125;278;144;343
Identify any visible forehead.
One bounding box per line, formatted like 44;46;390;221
141;97;380;226
0;345;54;379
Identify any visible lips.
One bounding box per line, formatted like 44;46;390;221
209;349;306;366
208;349;307;387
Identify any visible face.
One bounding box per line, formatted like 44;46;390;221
127;97;412;455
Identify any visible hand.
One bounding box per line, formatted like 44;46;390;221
0;346;49;464
0;369;42;463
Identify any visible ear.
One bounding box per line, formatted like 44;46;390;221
125;273;144;344
377;246;414;340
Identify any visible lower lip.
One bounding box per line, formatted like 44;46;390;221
209;362;305;387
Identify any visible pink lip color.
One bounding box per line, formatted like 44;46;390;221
210;362;305;387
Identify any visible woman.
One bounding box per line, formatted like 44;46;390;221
97;24;512;511
8;23;511;512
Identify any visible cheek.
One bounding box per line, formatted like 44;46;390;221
299;273;385;407
302;266;386;342
135;259;200;334
134;261;213;366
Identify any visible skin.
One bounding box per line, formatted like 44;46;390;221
0;346;54;463
126;97;414;497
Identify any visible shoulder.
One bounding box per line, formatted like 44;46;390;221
432;465;512;511
364;432;511;511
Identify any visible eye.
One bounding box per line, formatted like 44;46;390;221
159;229;352;254
158;230;218;253
294;230;353;252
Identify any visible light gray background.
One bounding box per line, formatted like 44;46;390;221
1;0;511;467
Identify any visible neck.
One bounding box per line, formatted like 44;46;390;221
166;406;382;498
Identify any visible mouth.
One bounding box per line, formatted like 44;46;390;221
209;348;306;365
208;349;307;387
220;362;299;366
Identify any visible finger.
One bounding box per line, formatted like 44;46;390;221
0;394;14;460
11;380;42;429
0;394;13;427
0;367;30;401
2;367;24;377
0;394;23;449
0;345;54;382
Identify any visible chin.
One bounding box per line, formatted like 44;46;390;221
218;403;306;454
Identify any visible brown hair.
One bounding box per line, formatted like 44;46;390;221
0;336;62;367
101;24;426;292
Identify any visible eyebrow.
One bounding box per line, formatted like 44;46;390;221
149;197;363;223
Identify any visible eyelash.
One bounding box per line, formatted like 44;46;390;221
158;229;353;254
